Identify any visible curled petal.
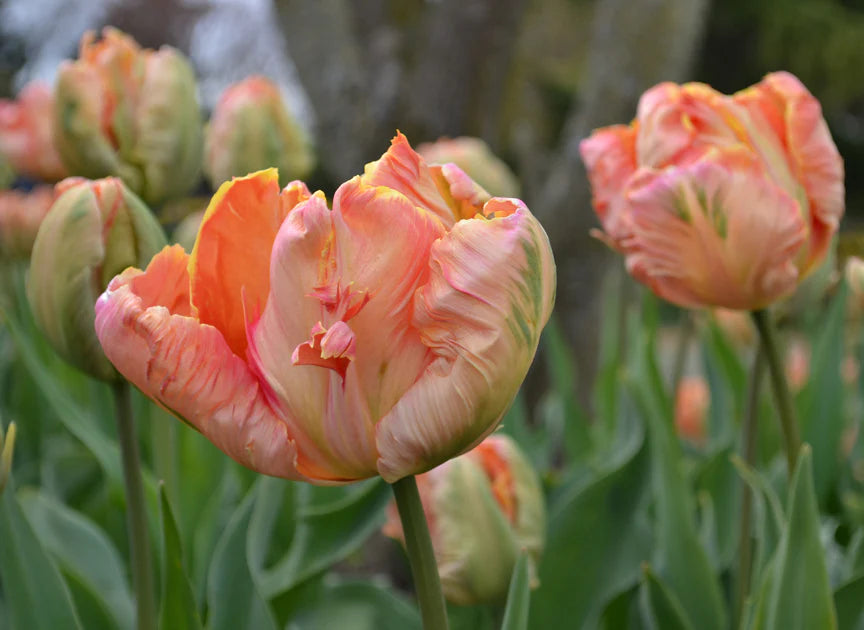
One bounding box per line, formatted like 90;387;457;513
190;170;303;356
375;199;555;481
623;151;807;309
95;245;304;479
580;124;637;246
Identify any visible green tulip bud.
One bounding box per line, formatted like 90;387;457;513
384;434;545;605
27;177;166;380
417;136;521;199
204;76;315;189
54;28;203;206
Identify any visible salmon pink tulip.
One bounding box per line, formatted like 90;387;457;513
0;186;55;259
0;83;67;182
674;376;709;446
95;134;555;483
581;72;844;310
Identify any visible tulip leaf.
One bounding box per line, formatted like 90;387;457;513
258;479;391;598
17;489;133;630
639;565;695;630
756;446;838;630
529;407;651;630
159;485;203;630
501;553;531;630
629;309;728;630
206;485;278;630
0;482;83;630
798;284;847;504
1;310;122;484
834;573;864;630
286;578;421;630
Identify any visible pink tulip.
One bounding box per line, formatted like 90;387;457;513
0;83;67;182
674;376;709;446
581;73;844;310
95;133;555;483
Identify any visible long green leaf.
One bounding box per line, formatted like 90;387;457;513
834;573;864;630
0;483;83;630
759;446;837;630
639;565;695;630
18;489;133;630
159;485;203;630
501;553;531;630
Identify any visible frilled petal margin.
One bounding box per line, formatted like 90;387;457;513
95;244;305;480
375;198;556;482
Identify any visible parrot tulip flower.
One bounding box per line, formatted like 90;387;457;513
581;72;844;311
383;433;545;605
205;76;315;188
95;133;555;483
0;82;67;182
0;186;55;259
417;136;521;199
53;28;203;206
674;376;709;446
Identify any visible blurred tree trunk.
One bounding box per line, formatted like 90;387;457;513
535;0;710;407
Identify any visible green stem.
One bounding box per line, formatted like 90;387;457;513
751;309;801;474
392;476;449;630
734;347;765;625
113;382;156;630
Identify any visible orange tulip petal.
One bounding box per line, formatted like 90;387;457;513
95;245;304;479
190;170;306;357
623;151;807;309
375;199;555;481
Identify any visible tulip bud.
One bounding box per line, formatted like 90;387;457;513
417;136;520;199
674;376;709;446
846;256;864;321
384;434;545;605
0;422;16;496
172;209;204;252
0;186;55;260
785;338;810;393
54;28;203;206
204;76;314;188
0;82;68;182
27;177;166;380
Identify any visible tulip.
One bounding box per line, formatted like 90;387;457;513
205;76;314;188
383;434;545;605
94;133;555;482
846;256;864;321
0;82;67;182
28;177;166;380
417;136;521;199
173;209;204;253
0;186;55;259
54;28;203;206
581;72;844;311
711;308;755;348
784;338;810;393
674;376;709;446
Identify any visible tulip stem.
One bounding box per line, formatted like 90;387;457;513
734;346;765;625
751;309;801;474
113;381;156;630
392;475;450;630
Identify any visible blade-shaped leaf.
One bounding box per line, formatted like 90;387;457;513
834;573;864;630
501;553;531;630
639;565;695;630
0;483;83;630
159;485;203;630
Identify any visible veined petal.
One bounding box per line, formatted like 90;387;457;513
375;199;555;481
95;245;304;479
580;124;638;246
623;150;808;310
361;132;459;226
190;170;306;357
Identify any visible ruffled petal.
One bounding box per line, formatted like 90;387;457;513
623;150;808;310
375;199;555;481
95;245;304;479
580;124;638;246
189;170;307;357
361;132;460;226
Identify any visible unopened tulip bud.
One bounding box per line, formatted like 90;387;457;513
173;209;204;252
675;376;709;446
785;338;810;393
0;186;55;259
205;76;314;188
27;177;166;380
384;434;545;605
417;136;520;199
846;256;864;321
54;28;203;206
0;82;67;182
0;422;16;495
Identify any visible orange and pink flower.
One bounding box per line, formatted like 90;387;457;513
0;83;67;182
94;134;555;483
0;186;55;259
581;72;844;310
